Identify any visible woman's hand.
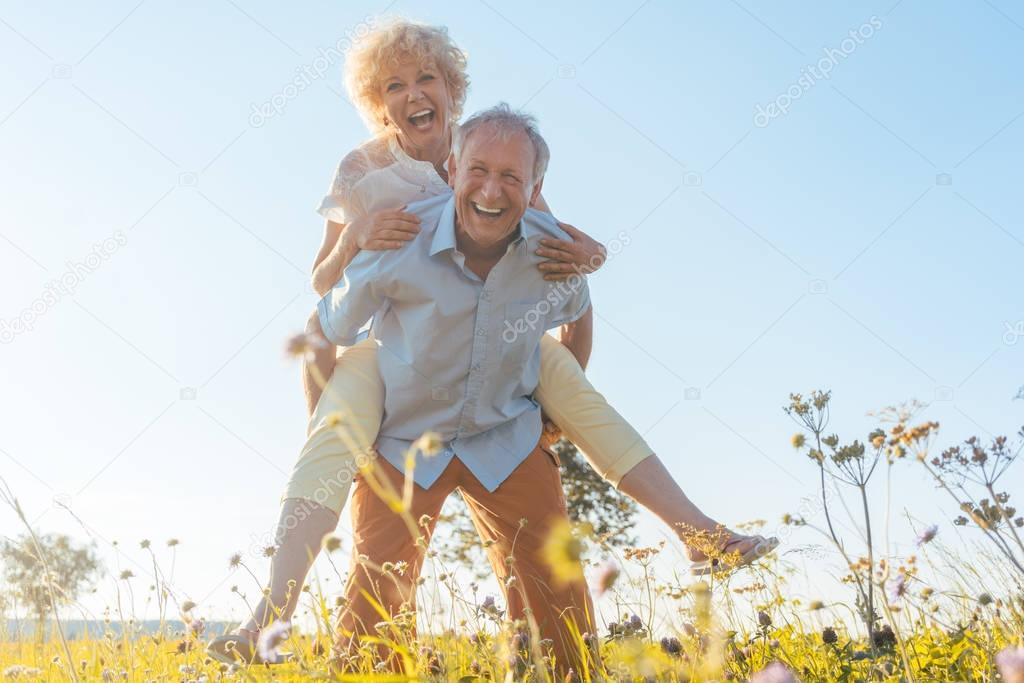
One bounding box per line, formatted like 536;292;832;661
534;222;607;281
344;207;422;252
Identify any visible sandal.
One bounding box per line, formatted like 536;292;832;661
689;534;779;577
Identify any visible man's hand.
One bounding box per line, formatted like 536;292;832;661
344;207;421;252
535;222;607;281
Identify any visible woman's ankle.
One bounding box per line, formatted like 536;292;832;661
237;626;260;642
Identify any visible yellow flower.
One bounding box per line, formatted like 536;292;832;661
542;519;586;586
413;431;444;457
791;433;806;449
321;534;342;552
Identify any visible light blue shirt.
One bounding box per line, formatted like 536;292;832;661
317;194;591;491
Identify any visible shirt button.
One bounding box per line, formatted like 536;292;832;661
476;328;485;336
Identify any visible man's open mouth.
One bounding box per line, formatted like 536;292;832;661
408;108;435;130
471;201;505;219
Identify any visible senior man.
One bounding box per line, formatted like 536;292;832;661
319;104;595;671
318;104;776;672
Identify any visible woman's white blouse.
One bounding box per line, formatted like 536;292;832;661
316;134;451;225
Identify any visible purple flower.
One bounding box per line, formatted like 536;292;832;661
481;595;497;613
750;661;798;683
916;524;938;547
256;621;291;662
888;573;907;602
997;646;1024;683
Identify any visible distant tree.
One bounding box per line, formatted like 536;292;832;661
0;534;102;638
436;439;638;579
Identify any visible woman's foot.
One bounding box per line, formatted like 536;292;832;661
683;529;779;576
207;628;292;666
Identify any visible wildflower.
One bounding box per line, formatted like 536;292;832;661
996;646;1024;683
181;600;196;613
413;431;444;457
821;627;838;644
916;524;938;547
594;560;620;596
750;661;797;683
978;592;993;606
790;433;805;449
167;538;180;547
139;539;150;549
872;624;896;648
808;600;824;611
119;570;134;580
888;573;907;602
757;611;772;628
228;553;242;569
542;519;585;585
262;545;276;558
629;613;643;631
256;620;291;662
188;618;205;637
564;668;581;683
284;332;327;361
480;595;498;614
660;636;683;656
320;533;342;552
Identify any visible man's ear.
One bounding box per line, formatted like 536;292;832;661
529;175;545;207
446;153;457;190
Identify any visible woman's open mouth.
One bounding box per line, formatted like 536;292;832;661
408;108;435;130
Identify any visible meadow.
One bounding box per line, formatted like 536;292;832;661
2;389;1022;682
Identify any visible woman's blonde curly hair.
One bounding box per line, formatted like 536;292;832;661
344;19;469;135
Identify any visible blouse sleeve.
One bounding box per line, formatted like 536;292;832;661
316;149;371;224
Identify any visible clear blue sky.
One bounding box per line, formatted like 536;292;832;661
1;0;1021;626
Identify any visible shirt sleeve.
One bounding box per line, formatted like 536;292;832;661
548;276;591;328
317;250;391;346
316;151;370;225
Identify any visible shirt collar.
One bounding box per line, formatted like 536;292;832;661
430;196;528;257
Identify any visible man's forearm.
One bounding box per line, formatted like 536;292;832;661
558;305;593;370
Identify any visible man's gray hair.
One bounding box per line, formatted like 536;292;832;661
452;103;550;184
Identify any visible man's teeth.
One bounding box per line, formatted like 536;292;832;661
472;202;503;215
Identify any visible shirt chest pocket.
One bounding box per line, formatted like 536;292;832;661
500;302;545;373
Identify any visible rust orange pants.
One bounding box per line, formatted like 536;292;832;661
336;443;594;673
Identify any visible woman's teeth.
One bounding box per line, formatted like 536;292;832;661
408;110;434;129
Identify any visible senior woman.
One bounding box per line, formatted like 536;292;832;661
208;19;776;666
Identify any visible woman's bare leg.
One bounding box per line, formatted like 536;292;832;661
535;336;765;559
303;310;340;416
240;498;339;634
208;338;384;663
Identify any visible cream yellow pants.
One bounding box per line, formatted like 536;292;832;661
283;335;654;514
